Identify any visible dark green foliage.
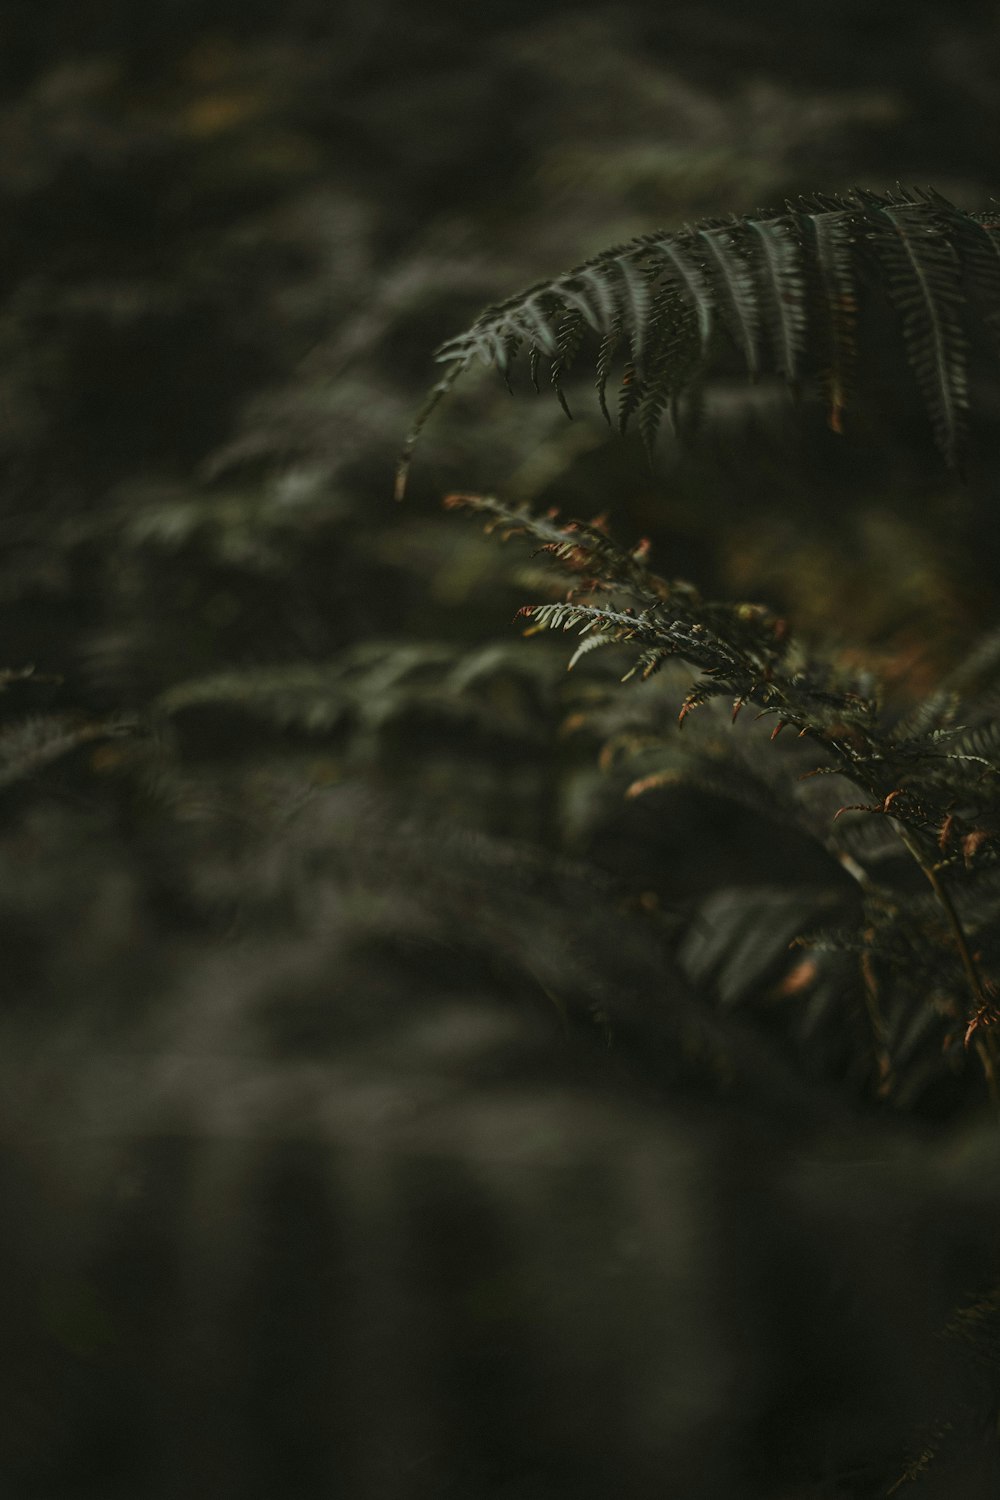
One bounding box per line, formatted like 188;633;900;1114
399;187;1000;491
444;489;1000;1113
11;9;1000;1495
859;190;969;469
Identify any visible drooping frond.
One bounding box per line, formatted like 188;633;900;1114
746;215;808;382
695;220;761;376
922;188;1000;358
398;187;1000;491
394;358;468;501
796;194;858;431
858;187;969;470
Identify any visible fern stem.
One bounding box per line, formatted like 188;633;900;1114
892;820;1000;1106
907;835;985;1005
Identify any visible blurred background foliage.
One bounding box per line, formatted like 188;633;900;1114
6;2;1000;1496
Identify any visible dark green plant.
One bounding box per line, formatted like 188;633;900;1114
397;185;1000;495
443;491;1000;1109
396;188;1000;1492
394;185;1000;1109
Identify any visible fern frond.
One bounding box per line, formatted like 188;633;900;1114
636;304;703;458
616;361;643;436
695;220;761;376
595;319;623;424
566;633;617;671
550;309;587;417
562;264;620;335
399;187;1000;493
929;190;1000;355
443;491;675;603
858;188;969;469
608;256;652;367
746;214;808;383
646;240;716;355
394;357;468;501
797;198;859;432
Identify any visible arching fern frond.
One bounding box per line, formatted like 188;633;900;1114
746;213;808;383
695;220;761;377
398;187;1000;493
798;195;859;434
858;187;969;470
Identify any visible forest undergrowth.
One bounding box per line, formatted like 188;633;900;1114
5;3;1000;1496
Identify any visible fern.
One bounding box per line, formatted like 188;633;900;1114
859;187;970;469
397;186;1000;494
446;491;1000;1107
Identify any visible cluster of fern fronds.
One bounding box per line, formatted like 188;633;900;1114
446;490;1000;1112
